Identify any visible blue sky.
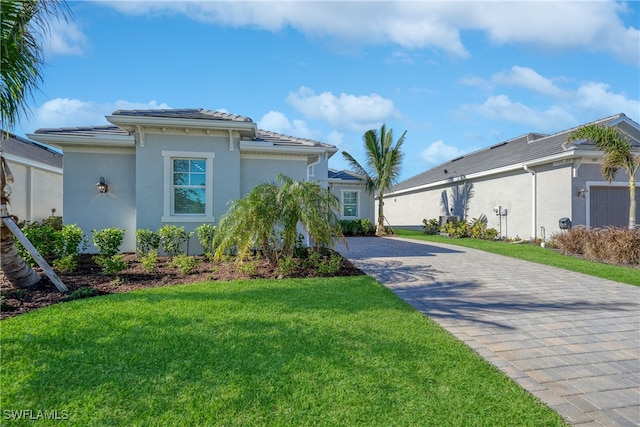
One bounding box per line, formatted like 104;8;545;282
15;0;640;182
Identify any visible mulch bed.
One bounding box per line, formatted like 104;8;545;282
0;253;364;320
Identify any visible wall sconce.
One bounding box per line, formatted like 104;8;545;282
576;185;587;198
96;177;108;193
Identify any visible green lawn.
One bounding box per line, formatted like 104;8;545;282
395;229;640;287
1;277;565;426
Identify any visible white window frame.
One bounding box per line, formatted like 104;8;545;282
341;189;359;218
162;150;215;222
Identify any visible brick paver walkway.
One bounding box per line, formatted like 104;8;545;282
337;236;640;426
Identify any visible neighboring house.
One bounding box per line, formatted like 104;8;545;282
0;131;63;223
328;169;375;222
28;108;351;253
383;113;640;239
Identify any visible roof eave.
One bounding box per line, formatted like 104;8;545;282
387;150;590;197
240;140;337;156
27;132;135;149
107;114;257;137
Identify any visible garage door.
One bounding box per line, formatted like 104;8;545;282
590;186;639;228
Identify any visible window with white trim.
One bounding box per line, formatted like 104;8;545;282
162;151;215;222
173;159;206;214
342;190;358;217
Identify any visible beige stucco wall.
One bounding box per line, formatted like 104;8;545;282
4;160;62;223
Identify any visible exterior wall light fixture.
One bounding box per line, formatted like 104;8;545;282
576;185;587;198
96;177;108;193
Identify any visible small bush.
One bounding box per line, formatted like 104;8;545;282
169;254;200;274
57;224;88;258
136;229;160;256
237;260;259;276
278;257;298;276
140;249;159;272
422;218;440;235
92;228;126;257
195;224;217;259
62;287;98;302
158;225;192;257
339;219;374;236
95;254;127;275
442;220;470;238
53;255;78;273
16;221;58;265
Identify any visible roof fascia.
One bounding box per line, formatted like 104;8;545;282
240;140;337;156
1;152;62;174
107;114;257;136
387;150;590;197
27;132;135;149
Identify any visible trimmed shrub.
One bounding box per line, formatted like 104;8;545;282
92;228;126;257
158;225;192;257
136;228;160;256
422;218;440;235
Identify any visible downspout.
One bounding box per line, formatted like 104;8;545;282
307;154;321;181
523;164;537;239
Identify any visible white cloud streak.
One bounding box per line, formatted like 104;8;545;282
286;86;398;132
458;66;640;131
420;140;477;167
100;1;639;65
25;98;170;131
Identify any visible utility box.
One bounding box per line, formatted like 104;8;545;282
559;217;572;230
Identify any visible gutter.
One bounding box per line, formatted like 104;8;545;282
523;164;537;239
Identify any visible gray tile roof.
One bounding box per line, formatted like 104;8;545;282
256;129;335;149
328;169;364;181
33;125;129;137
34;108;336;150
112;108;253;123
393;113;639;193
1;131;63;169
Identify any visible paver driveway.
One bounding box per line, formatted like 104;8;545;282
337;236;640;427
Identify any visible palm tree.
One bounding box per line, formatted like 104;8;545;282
568;123;639;229
214;174;342;265
1;0;71;288
342;124;406;236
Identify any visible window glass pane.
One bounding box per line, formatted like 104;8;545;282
173;172;188;185
344;205;357;217
190;160;206;173
190;173;206;186
174;188;206;214
343;192;358;217
173;159;189;173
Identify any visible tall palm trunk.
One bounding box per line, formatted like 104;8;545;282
1;156;40;288
629;178;637;230
377;194;385;235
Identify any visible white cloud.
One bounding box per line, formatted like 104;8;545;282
459;95;576;132
493;66;568;99
44;21;89;56
100;1;638;65
25;98;170;131
420;140;476;166
574;82;640;123
287;86;398;132
257;110;317;139
458;67;640;130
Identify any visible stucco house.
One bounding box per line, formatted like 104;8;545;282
0;131;63;223
383;113;640;240
328;169;375;223
28;108;373;253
